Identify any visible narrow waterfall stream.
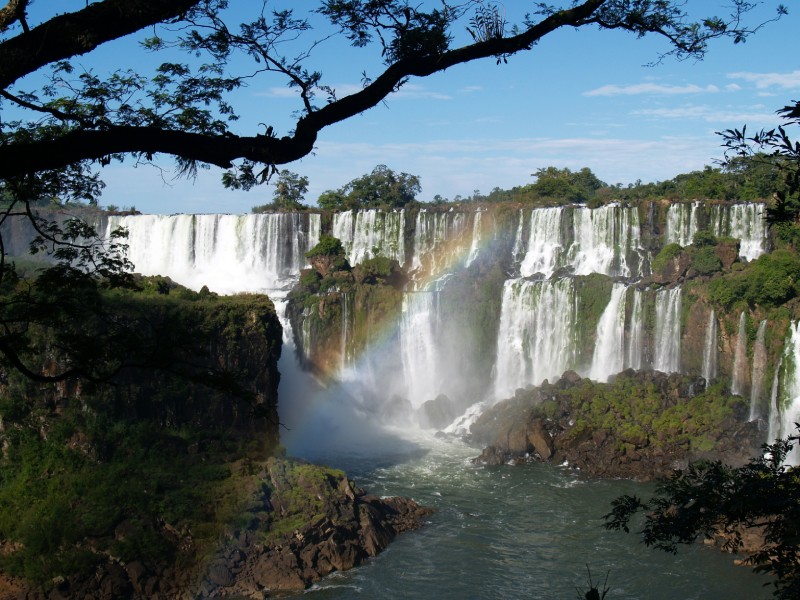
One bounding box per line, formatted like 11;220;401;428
702;309;718;383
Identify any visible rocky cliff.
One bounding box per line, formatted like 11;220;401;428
470;370;763;481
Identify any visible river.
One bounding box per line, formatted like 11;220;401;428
278;395;770;600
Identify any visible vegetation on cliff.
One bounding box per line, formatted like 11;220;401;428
0;278;284;593
471;371;759;481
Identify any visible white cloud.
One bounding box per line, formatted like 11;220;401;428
634;104;779;124
584;83;720;97
728;70;800;90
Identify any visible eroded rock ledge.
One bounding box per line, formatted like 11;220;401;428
470;370;763;481
10;458;432;600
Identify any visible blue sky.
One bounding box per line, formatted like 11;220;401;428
13;1;800;214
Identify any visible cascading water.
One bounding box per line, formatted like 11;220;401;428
701;310;718;383
731;312;748;397
518;206;565;278
464;210;483;268
665;201;700;247
332;209;406;267
624;288;645;370
711;202;767;261
750;320;768;421
653;286;682;373
494;278;576;399
569;203;642;277
768;322;800;465
400;291;440;406
514;204;643;278
411;209;470;283
588;283;627;382
340;292;351;377
106;212;320;293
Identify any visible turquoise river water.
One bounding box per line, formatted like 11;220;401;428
281;427;771;600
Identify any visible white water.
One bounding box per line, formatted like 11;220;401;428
400;291;440;407
653;286;682;373
589;283;627;382
494;278;576;399
464;210;482;268
410;209;472;285
750;320;768;421
515;204;643;278
731;312;748;397
711;202;768;261
332;209;406;266
665;201;701;247
91;206;781;595
624;288;645;371
518;206;564;278
701;310;718;383
768;322;800;465
106;212;320;294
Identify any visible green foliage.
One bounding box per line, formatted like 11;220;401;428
691;229;718;247
252;170;309;212
604;430;800;600
720;101;800;232
558;378;745;452
690;246;722;275
651;243;683;272
306;234;345;259
708;248;800;308
316;165;420;210
0;408;248;583
530;166;606;203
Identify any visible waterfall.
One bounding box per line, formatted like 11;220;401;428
711;202;768;261
400;291;440;407
731;312;748;396
332;209;406;266
519;206;565;278
665;201;700;247
768;323;800;465
464;211;483;268
340;292;351;377
494;278;576;399
511;209;526;264
701;310;718;383
569;204;642;277
589;283;627;382
515;204;643;278
653;286;682;373
625;288;644;370
106;212;320;294
411;209;469;281
750;320;768;421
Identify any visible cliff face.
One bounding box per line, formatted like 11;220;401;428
470;370;763;481
0;285;285;597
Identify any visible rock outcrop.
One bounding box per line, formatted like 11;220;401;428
12;458;432;600
470;370;763;481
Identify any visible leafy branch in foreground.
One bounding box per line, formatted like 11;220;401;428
719;100;800;238
604;429;800;600
0;1;786;191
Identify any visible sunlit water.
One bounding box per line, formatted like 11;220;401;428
280;423;770;600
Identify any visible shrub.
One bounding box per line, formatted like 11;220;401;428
651;243;683;272
691;246;722;275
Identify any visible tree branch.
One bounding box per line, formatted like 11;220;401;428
0;1;606;176
0;0;29;33
0;0;201;88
